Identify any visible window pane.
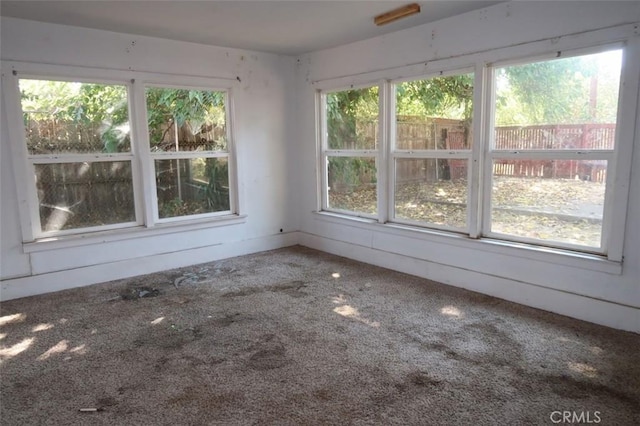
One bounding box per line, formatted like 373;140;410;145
156;158;230;218
395;73;473;150
395;158;467;229
146;87;227;152
494;50;621;150
327;157;376;215
35;162;135;232
326;87;379;150
491;159;607;247
20;80;130;154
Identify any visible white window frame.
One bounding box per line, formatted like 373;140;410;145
2;62;242;244
483;44;625;255
3;73;142;240
140;82;236;224
319;82;383;220
315;29;639;263
389;68;475;234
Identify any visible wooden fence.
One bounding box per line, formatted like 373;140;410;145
494;124;616;150
491;124;614;182
393;120;615;184
27;116;227;228
35;161;135;231
25;114;227;154
395;117;469;182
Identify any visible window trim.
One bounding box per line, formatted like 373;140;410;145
389;68;475;233
319;82;383;219
2;61;242;244
312;210;623;275
5;74;142;239
483;47;624;254
22;213;248;254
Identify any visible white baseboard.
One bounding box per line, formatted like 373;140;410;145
0;232;299;301
299;232;640;334
3;230;637;334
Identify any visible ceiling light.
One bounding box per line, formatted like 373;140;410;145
374;3;421;26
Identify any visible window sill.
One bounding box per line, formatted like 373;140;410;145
312;211;622;275
22;214;247;253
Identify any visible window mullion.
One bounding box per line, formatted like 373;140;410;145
393;150;471;159
468;62;486;238
320;155;329;211
480;66;496;240
377;80;389;224
489;150;614;160
225;90;240;216
318;92;328;211
29;154;134;164
125;80;144;227
387;82;397;224
131;81;158;227
324;150;378;157
149;151;229;160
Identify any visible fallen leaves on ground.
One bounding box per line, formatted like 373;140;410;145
328;177;605;247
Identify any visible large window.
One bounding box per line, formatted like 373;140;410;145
19;79;138;236
145;87;232;220
319;46;626;256
487;50;622;250
392;72;473;231
322;86;379;217
7;72;238;241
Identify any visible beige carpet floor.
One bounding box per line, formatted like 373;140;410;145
1;246;638;425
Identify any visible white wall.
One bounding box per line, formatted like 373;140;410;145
0;17;298;298
294;1;640;332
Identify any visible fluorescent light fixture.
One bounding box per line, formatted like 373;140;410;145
374;3;421;26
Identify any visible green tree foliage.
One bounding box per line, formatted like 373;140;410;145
396;74;473;120
326;87;378;150
20;80;228;153
204;158;230;211
145;88;229;216
496;58;588;125
20;80;130;153
325;75;474;150
495;50;621;125
156;158;229;219
145;88;225;149
325;76;473;187
325;87;378;190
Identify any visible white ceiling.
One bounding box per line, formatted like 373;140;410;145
0;1;501;55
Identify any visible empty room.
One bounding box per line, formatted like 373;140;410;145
1;1;639;424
